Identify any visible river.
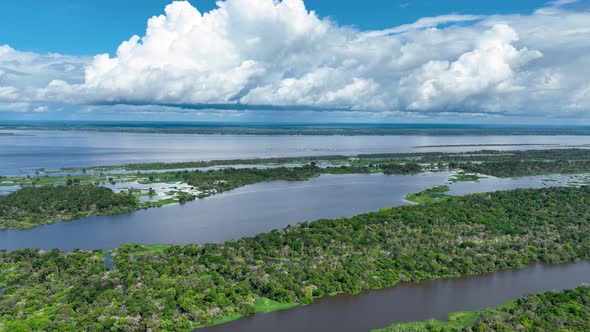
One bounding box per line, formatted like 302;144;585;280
0;173;449;251
199;261;590;332
2;130;590;176
1;171;582;251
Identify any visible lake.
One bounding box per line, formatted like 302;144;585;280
199;261;590;332
2;130;590;176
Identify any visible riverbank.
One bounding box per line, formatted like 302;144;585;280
1;164;427;230
374;286;589;332
199;262;590;332
2;186;589;330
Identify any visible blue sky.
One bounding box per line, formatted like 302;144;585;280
0;0;588;123
1;0;547;55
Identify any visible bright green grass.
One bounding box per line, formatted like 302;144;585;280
253;295;298;313
449;172;483;183
405;185;450;204
193;295;297;329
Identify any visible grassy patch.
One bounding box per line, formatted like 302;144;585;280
449;172;484;182
374;300;515;331
253;295;298;313
193;296;297;330
405;185;450;204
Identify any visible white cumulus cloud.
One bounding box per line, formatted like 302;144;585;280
398;24;543;111
0;0;589;121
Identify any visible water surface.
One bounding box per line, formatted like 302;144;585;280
2;172;583;252
2;130;590;176
200;261;590;332
0;173;449;251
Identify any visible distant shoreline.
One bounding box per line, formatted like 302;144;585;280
0;133;29;136
2;122;590;136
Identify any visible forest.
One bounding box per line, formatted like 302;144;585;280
457;160;590;177
1;186;589;331
58;148;590;172
0;185;138;230
377;286;589;331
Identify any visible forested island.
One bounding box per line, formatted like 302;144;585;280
0;185;138;229
1;186;589;331
57;148;590;173
376;286;589;331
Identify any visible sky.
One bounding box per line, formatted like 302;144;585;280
0;0;589;123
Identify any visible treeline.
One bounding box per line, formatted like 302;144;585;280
419;148;590;163
456;160;590;177
63;148;590;172
66;155;351;172
0;185;138;229
143;164;421;198
1;186;590;330
378;286;589;331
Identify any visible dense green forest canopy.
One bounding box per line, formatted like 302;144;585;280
0;185;138;230
457;160;590;177
377;286;590;332
1;186;589;331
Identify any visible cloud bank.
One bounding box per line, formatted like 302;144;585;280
1;0;589;121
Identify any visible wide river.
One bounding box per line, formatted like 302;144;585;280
2;130;590;175
200;261;590;332
0;171;576;252
0;173;447;251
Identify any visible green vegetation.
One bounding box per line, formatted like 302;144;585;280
458;160;590;178
0;185;138;229
449;172;483;182
376;301;517;332
1;186;590;331
56;148;590;172
375;286;589;332
405;186;450;204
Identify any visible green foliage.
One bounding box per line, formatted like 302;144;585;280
458;160;590;178
69;148;590;172
449;172;483;182
0;185;138;229
1;186;590;330
376;286;590;332
405;186;450;204
381;163;423;174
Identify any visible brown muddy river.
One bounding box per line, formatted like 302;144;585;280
199;261;590;332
